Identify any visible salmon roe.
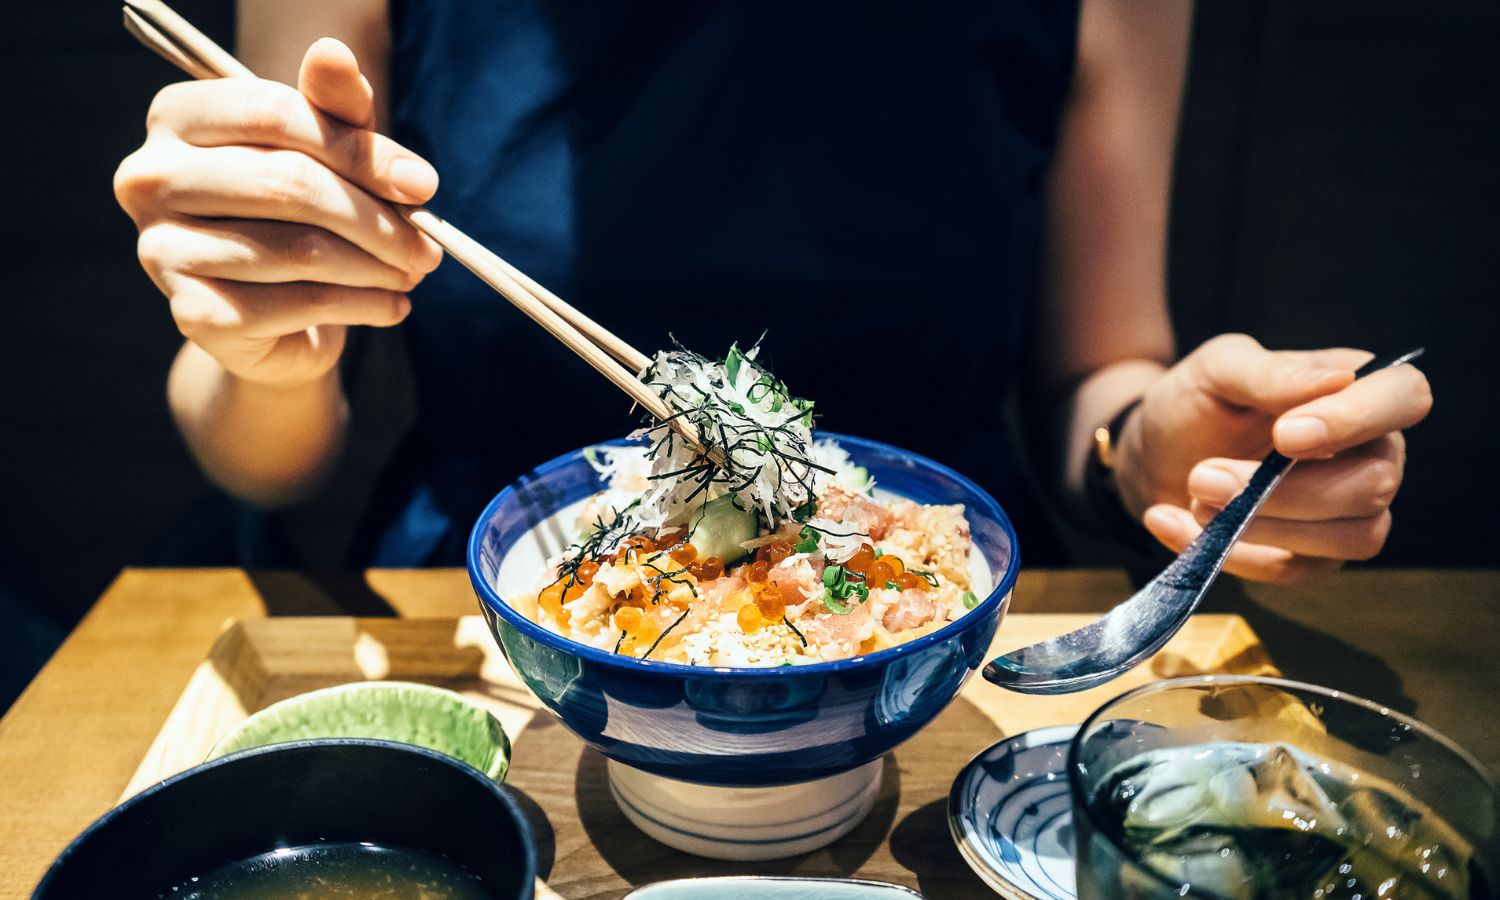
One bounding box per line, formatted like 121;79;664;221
575;560;600;584
618;535;655;560
669;543;698;565
746;560;771;583
614;606;643;631
845;544;875;575
538;582;571;630
866;559;896;588
737;604;764;631
765;539;793;565
691;556;724;581
894;571;926;591
755;593;786;620
538;582;564;614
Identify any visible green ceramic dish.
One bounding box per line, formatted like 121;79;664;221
206;681;510;781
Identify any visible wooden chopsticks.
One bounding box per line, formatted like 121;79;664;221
121;0;709;454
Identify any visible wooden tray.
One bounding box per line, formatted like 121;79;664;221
127;614;1276;899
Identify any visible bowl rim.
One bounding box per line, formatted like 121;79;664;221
1066;674;1500;896
467;431;1020;678
33;738;537;897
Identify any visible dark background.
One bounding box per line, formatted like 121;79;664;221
1;2;1496;694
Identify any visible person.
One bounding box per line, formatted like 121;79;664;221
113;0;1430;583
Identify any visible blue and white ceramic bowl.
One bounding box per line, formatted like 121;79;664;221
949;726;1080;900
469;432;1019;859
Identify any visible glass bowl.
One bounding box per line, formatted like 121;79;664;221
1069;675;1500;899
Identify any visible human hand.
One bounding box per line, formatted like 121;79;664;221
1114;334;1432;584
114;38;443;387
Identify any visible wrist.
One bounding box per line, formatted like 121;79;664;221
175;341;341;407
223;362;343;405
169;341;349;505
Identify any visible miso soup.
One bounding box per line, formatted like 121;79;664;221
160;842;494;899
1088;742;1490;899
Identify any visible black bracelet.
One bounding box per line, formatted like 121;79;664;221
1083;398;1158;548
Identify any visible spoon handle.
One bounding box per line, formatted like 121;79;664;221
1160;347;1425;593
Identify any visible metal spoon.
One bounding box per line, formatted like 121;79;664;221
984;347;1425;695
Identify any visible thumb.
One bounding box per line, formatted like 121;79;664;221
1189;334;1355;414
298;38;376;129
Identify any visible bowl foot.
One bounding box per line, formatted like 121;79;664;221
606;758;884;861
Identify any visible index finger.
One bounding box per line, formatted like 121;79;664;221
1273;364;1432;457
148;79;437;205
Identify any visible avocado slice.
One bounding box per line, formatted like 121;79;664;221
840;465;873;494
683;494;759;565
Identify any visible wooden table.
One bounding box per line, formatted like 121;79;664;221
1;568;1495;899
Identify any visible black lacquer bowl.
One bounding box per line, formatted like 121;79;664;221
32;739;536;899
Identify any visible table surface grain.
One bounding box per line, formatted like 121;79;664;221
0;567;1495;899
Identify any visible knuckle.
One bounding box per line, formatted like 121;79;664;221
327;126;375;180
144;82;192;133
135;225;177;271
400;233;433;275
1202;333;1256;359
410;235;444;276
265;154;323;213
1352;512;1393;561
1412;372;1434;417
112;154;140;206
279;228;326;270
386;292;409;324
1188;334;1261;394
238;83;304;139
286;280;329;308
113;150;169;212
1363;459;1402;512
170;291;230;339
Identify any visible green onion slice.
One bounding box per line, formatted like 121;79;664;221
822;590;852;615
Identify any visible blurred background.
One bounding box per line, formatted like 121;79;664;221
2;2;1497;709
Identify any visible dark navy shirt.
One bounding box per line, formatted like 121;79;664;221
365;0;1080;565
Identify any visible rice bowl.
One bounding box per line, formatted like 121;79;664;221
468;433;1019;859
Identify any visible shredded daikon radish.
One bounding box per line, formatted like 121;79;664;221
630;341;828;529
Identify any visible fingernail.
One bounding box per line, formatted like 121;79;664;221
1143;506;1178;539
1189;465;1239;504
389;157;439;200
1276;416;1330;453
